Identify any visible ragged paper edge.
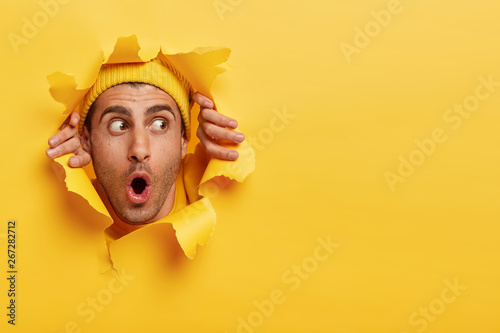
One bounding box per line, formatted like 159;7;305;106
171;198;216;259
48;35;254;264
176;140;256;258
48;35;232;116
173;140;255;258
54;155;112;221
199;141;256;196
110;197;217;261
54;155;114;272
108;141;255;260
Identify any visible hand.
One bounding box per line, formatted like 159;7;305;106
46;110;91;168
194;92;245;161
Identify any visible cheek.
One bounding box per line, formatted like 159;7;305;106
91;135;123;163
154;143;178;159
151;137;182;160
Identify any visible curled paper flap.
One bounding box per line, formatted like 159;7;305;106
48;35;254;262
164;46;232;99
48;34;232;116
108;198;215;266
54;155;111;221
172;198;216;259
200;140;255;195
104;35;148;64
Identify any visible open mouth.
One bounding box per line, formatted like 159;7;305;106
131;177;147;195
126;173;151;204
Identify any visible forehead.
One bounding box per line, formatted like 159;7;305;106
96;83;178;111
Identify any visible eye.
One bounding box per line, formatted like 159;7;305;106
109;120;128;133
150;119;168;131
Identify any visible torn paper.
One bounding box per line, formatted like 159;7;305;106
47;35;255;265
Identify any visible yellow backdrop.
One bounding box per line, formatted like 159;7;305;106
1;0;499;332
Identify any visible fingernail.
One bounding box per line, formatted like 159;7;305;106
235;134;245;143
69;156;77;167
229;121;238;128
48;137;58;146
229;151;239;160
47;149;56;158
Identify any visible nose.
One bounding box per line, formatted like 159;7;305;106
128;127;151;162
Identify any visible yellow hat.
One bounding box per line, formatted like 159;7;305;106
78;57;193;140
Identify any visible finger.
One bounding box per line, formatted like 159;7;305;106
199;107;238;129
197;127;239;161
68;110;80;127
58;110;80;130
46;137;81;159
48;124;78;148
201;121;245;143
68;147;91;168
193;92;214;109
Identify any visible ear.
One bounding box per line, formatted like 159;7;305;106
181;132;188;158
81;126;92;154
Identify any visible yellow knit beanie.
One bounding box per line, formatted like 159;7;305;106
78;57;193;140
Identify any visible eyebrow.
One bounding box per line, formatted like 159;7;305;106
99;104;176;124
99;106;131;124
145;104;176;120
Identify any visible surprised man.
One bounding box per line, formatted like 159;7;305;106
46;56;245;242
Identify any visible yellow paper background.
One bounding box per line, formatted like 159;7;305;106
1;0;499;332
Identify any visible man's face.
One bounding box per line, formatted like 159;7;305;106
81;83;187;224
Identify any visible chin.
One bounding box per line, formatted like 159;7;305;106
115;205;161;225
